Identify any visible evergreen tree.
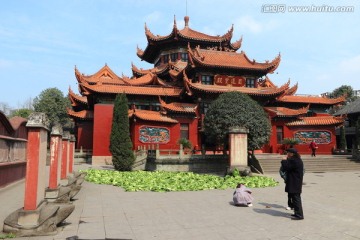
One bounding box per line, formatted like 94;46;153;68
33;88;72;129
110;93;135;171
339;126;347;151
10;108;33;118
203;91;271;152
356;118;360;150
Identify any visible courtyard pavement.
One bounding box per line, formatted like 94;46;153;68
1;164;360;240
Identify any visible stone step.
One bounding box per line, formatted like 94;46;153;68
255;154;360;173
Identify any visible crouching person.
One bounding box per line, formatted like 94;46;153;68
233;183;254;207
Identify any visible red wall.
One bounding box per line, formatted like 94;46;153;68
267;119;337;155
76;121;93;151
91;103;338;156
132;117;199;151
288;126;337;155
93;104;114;156
92;103;200;156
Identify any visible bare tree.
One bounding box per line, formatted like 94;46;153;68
0;102;12;116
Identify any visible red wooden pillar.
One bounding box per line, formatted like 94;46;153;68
23;113;49;211
68;135;76;174
60;131;70;180
48;124;63;190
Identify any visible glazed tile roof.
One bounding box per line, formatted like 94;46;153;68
69;87;88;105
67;109;94;120
183;73;289;97
122;73;156;86
132;61;188;79
264;105;309;117
154;77;179;87
138;16;241;63
277;95;346;105
75;65;126;85
129;109;178;123
80;80;183;96
188;46;281;73
159;98;197;114
286;116;345;126
284;82;298;96
258;76;277;88
230;37;242;50
145;16;233;43
132;63;169;76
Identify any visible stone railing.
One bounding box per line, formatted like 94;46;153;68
0;135;27;187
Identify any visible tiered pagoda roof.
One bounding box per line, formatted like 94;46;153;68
187;45;281;74
137;16;242;63
68;15;345;128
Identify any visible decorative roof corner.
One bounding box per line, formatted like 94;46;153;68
286;81;298;96
230;36;242;51
221;24;234;41
136;45;144;58
183;71;193;96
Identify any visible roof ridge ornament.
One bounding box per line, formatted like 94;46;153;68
184;16;189;27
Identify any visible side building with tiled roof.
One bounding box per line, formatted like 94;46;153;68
68;16;346;163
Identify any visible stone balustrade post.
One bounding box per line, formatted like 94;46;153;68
60;131;70;181
22;113;49;212
69;135;76;175
179;144;184;159
156;144;160;159
48;124;63;190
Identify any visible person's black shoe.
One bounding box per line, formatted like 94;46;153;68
291;216;304;220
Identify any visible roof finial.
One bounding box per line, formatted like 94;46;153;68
184;16;189;27
184;0;189;27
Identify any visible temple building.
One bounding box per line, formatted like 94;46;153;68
67;16;345;163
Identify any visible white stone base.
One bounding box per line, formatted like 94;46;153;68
91;156;113;166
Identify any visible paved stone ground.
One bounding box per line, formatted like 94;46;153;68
1;165;360;240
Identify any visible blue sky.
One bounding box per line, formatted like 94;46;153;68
1;0;359;109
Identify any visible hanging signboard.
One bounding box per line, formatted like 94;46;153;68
214;75;245;87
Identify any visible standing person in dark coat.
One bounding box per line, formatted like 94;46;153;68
281;148;304;220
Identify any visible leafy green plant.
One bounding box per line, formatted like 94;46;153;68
84;169;279;192
0;233;16;239
177;138;193;150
